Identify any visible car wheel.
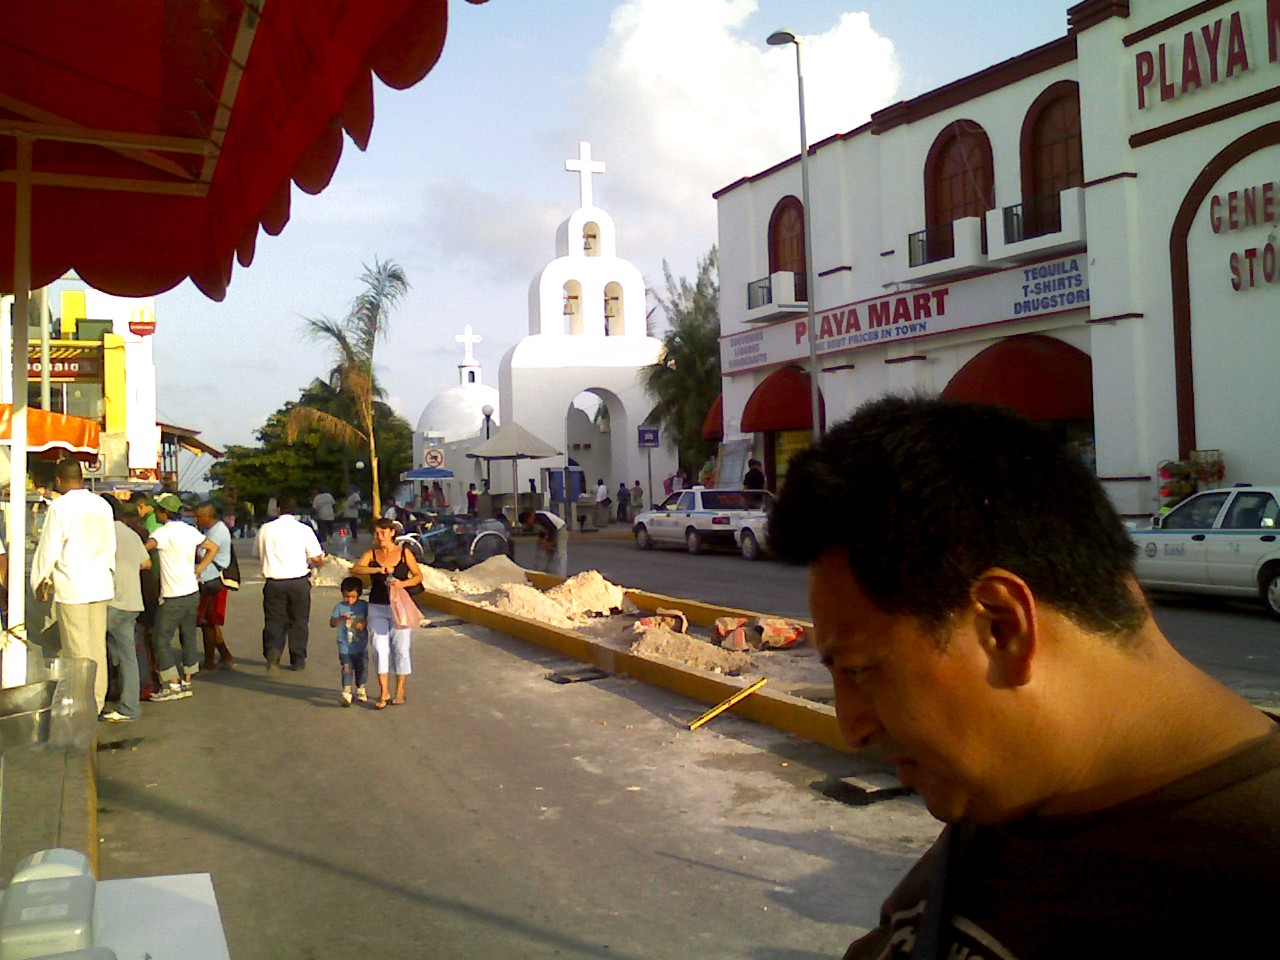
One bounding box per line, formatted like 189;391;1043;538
635;525;653;550
685;528;702;554
1260;565;1280;620
469;531;508;564
740;529;760;561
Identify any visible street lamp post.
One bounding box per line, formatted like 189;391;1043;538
481;405;494;489
768;28;823;445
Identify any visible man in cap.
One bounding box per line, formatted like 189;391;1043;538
30;459;116;714
768;395;1279;956
145;493;219;701
256;495;324;671
194;501;234;670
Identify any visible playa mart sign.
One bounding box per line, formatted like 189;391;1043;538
721;254;1090;375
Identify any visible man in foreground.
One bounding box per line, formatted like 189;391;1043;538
30;459;115;714
768;395;1279;957
257;496;324;671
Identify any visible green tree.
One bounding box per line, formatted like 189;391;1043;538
642;246;721;472
210;385;412;513
285;259;408;518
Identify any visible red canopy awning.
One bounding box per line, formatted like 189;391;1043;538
0;404;99;458
941;334;1094;421
702;394;724;441
741;366;825;433
0;0;486;301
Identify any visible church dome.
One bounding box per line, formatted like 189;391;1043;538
415;382;499;442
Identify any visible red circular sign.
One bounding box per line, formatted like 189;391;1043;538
424;448;444;468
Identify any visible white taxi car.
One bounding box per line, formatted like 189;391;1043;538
633;487;773;554
1130;485;1280;618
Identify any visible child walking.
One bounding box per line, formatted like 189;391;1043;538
330;576;369;706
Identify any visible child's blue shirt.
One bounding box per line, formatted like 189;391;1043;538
332;599;369;654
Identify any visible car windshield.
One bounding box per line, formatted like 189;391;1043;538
1164;492;1229;529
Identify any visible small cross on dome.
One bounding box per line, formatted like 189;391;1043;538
565;140;605;209
455;324;482;364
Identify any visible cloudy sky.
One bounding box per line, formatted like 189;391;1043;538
154;0;1069;450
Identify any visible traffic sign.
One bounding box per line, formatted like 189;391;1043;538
424;448;445;468
638;426;659;448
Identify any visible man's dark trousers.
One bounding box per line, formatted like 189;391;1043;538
262;575;311;667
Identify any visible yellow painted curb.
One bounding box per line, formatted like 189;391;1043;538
413;581;846;752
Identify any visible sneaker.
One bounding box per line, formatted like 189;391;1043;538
265;658;280;674
179;680;194;696
100;710;136;723
341;689;353;707
354;686;368;703
149;684;190;702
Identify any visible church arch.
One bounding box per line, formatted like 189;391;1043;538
604;281;624;336
583;221;601;256
562;279;583;335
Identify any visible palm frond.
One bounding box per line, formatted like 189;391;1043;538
285;406;366;447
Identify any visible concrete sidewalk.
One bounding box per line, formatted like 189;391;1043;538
88;551;938;959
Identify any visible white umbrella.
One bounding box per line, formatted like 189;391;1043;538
466;421;560;509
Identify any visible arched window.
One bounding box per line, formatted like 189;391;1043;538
583;222;600;256
562;279;582;335
1019;81;1082;239
919;121;994;262
603;281;624;336
768;196;807;300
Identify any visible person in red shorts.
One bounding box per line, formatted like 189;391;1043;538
194;502;234;670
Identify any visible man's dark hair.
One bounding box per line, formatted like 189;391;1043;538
768;395;1143;636
196;500;218;515
102;493;122;520
517;510;534;524
340;576;363;595
279;496;298;513
55;459;83;483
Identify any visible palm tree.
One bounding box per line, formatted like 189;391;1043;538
642;247;720;472
286;259;409;520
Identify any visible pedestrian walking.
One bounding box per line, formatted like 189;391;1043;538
30;459;116;714
594;478;610;527
102;495;150;722
519;509;568;578
616;482;629;523
743;458;766;491
630;480;644;519
256;496;324;672
145;493;219;702
311;487;336;543
351;520;423;709
342;485;361;538
194;502;235;670
329;576;370;706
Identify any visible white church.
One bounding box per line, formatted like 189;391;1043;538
411;142;676;515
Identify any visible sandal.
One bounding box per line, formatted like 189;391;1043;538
375;698;390;710
391;697;406;705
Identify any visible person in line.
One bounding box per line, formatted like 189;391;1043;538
146;494;219;701
518;508;568;578
351;520;423;709
594;478;610;527
30;459;116;715
768;395;1280;957
265;493;279;522
329;576;370;707
311;487;336;544
466;483;479;516
342;484;361;538
129;495;162;700
615;482;629;523
257;496;325;672
630;480;644;520
194;502;234;670
743;458;766;491
101;495;150;722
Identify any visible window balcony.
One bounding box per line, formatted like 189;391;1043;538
744;270;808;324
986;187;1085;262
903;215;988;283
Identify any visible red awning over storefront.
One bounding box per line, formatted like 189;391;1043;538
0;0;486;300
941;334;1093;421
0;404;99;458
740;365;825;433
702;394;724;441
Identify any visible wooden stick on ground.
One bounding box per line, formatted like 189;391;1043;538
688;678;769;730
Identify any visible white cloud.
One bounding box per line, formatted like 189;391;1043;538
574;0;901;277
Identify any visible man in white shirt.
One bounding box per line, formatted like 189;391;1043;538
594;478;610;528
311;487;336;544
342;485;361;538
30;459;116;714
257;496;324;672
519;509;568;577
145;493;218;701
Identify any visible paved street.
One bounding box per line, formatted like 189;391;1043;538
95;550;939;960
553;531;1280;708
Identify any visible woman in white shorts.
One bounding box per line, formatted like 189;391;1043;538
351;519;423;708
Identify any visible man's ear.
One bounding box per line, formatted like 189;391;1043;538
969;570;1037;687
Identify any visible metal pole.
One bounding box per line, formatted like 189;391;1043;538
5;135;33;687
793;39;823;445
35;286;49;411
646;446;653;513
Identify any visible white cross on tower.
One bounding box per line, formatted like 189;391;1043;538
455;324;482;364
565;140;605;209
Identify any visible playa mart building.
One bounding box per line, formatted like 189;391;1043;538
714;0;1280;516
